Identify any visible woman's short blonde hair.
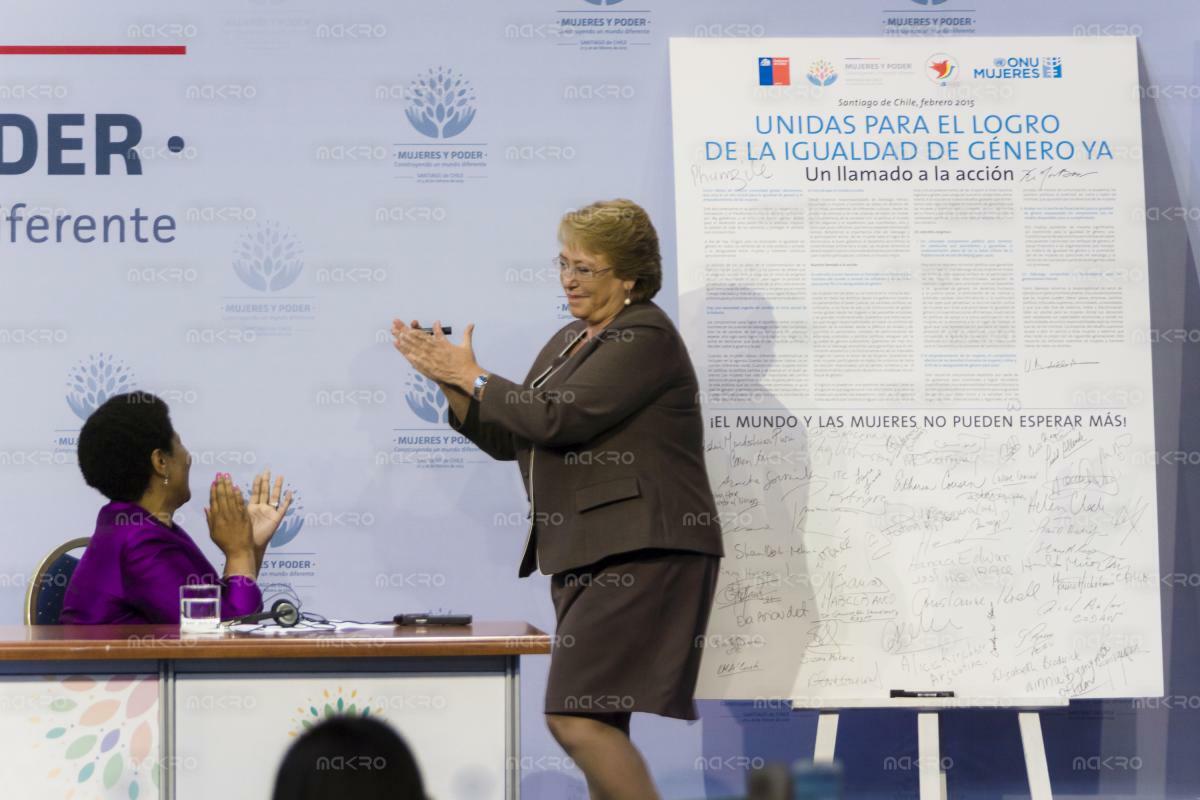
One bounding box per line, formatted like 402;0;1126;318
558;199;662;303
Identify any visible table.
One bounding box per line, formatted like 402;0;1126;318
0;622;550;799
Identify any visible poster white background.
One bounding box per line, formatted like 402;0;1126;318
671;36;1162;702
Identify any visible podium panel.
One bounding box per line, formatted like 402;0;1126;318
175;664;508;799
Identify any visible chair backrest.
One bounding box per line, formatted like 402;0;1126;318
25;538;90;625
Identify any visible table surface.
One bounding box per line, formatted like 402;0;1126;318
0;622;551;660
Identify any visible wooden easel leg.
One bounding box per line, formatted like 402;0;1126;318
917;712;943;800
813;711;839;763
1018;711;1054;799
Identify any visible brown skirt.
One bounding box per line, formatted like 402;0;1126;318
544;548;720;721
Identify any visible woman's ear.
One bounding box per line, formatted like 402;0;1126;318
150;448;168;479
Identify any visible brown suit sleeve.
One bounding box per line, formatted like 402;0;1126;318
476;325;679;448
448;397;520;461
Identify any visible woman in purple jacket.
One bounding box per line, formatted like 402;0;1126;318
60;392;293;625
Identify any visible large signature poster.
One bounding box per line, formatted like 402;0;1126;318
670;37;1161;703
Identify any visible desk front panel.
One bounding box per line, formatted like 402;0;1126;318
174;660;510;799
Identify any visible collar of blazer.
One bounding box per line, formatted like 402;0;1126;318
564;301;672;353
531;301;674;390
567;300;673;345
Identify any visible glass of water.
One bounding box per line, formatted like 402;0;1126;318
179;584;221;633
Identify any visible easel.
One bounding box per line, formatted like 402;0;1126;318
800;697;1067;800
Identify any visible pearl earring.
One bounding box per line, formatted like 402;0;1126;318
163;475;169;486
624;288;631;306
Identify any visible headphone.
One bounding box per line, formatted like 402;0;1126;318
229;598;301;628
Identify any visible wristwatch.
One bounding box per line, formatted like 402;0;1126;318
472;373;489;401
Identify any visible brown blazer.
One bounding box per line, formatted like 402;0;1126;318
450;301;724;576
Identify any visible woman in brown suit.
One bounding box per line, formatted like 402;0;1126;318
391;199;723;799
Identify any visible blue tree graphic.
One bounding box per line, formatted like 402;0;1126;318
66;353;135;421
405;67;477;139
405;373;449;424
271;492;305;548
233;221;304;292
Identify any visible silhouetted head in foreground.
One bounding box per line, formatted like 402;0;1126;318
272;716;426;800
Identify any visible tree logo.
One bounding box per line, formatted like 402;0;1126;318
404;373;449;424
66;353;136;421
405;66;477;139
233;221;304;292
272;486;305;548
806;60;838;87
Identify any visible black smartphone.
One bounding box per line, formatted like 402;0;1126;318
417;326;452;335
394;613;472;626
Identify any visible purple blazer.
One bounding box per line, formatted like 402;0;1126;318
60;501;262;625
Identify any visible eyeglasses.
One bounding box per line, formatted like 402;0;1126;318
553;256;614;282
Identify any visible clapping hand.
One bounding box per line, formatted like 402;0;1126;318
391;318;481;393
245;468;294;550
204;474;254;558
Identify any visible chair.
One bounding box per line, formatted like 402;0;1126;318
24;538;90;624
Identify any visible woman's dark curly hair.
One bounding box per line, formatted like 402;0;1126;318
77;392;175;502
272;716;426;800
